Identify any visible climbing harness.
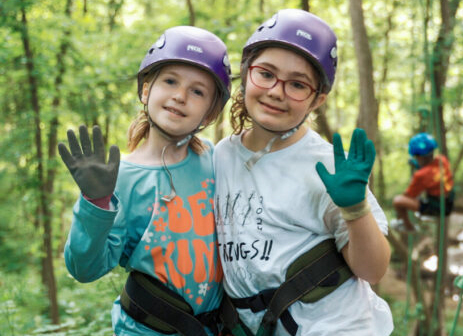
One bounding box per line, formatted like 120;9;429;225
220;239;353;336
120;271;221;335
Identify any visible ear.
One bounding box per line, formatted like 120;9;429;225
141;82;150;105
310;93;327;111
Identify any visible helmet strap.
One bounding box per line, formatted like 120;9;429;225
144;107;194;147
244;113;308;170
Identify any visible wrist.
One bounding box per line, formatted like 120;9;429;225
340;199;371;221
83;194;112;210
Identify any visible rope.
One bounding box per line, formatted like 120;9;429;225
449;276;463;336
415;0;449;333
404;234;415;323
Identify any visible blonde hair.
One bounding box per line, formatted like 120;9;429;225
127;66;223;154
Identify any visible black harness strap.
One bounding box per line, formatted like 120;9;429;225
121;271;217;335
259;249;347;335
231;290;298;335
222;239;352;336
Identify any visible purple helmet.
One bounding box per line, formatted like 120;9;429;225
138;26;231;107
243;9;337;92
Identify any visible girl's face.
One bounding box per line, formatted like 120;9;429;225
141;63;216;137
244;47;326;134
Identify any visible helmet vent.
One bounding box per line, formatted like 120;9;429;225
266;16;277;28
155;34;166;49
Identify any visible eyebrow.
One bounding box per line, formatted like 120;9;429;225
254;61;314;84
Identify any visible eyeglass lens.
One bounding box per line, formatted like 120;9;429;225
249;66;315;101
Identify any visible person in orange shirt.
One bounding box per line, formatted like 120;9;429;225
392;133;454;232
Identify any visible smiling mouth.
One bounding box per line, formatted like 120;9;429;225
165;106;186;117
260;101;287;113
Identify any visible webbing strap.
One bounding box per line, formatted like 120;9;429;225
231;291;298;334
221;296;255;336
221;239;352;336
121;271;209;336
259;249;347;334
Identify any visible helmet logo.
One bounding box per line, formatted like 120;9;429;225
330;47;337;59
296;29;312;40
187;45;203;53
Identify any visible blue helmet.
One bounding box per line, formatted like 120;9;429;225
409;133;438;156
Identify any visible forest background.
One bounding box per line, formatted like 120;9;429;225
1;0;463;335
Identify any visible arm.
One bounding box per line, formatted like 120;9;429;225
316;129;390;284
59;125;122;282
64;195;126;282
341;212;391;284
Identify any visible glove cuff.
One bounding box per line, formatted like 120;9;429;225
340;199;371;221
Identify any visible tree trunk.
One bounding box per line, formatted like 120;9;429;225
301;0;310;12
348;0;379;143
20;6;60;324
186;0;195;26
374;0;396;204
348;0;379;193
429;0;461;156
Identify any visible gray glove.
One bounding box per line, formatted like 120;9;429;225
58;125;120;199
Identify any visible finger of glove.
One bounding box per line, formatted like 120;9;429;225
92;125;106;162
316;162;333;188
364;139;376;170
348;128;367;161
79;125;93;157
58;142;76;169
67;129;83;158
332;133;346;171
108;145;121;171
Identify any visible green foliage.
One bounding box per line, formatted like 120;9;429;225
0;264;126;336
1;0;463;334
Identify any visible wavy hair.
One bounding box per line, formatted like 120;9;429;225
229;47;324;136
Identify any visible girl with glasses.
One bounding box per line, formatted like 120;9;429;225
214;9;393;335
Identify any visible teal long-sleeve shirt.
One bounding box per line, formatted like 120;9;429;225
64;145;223;336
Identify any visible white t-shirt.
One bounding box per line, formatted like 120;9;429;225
213;129;393;335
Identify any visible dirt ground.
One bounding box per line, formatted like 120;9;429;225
378;212;463;328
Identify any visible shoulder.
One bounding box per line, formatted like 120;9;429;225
302;129;335;162
214;135;240;156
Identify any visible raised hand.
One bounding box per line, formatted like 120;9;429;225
58;125;120;199
315;128;375;208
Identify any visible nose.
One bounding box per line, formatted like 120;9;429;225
267;79;285;100
172;87;187;104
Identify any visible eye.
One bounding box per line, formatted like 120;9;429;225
163;77;177;85
192;88;205;97
258;69;274;80
288;80;310;90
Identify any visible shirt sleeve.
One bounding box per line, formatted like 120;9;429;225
64;194;127;282
405;170;427;198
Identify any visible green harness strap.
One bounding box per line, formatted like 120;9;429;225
221;239;353;336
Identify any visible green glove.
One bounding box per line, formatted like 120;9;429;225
316;128;375;208
58;125;120;199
